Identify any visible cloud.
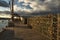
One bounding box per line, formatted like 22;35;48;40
0;0;9;7
18;0;24;2
14;5;32;13
0;0;59;12
14;0;48;13
0;7;10;11
14;0;59;13
29;1;49;11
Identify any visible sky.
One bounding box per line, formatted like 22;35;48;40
0;0;60;14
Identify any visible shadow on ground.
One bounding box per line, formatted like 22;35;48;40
0;30;23;40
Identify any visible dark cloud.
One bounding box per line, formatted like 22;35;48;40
0;1;9;7
25;5;32;9
39;0;45;2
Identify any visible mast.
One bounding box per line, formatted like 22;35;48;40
11;0;14;21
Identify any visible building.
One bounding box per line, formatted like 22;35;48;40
57;14;60;40
5;14;59;40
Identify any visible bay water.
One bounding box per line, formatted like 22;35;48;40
0;20;8;32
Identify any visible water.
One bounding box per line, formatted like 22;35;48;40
0;20;8;32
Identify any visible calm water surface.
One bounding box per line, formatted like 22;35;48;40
0;20;8;32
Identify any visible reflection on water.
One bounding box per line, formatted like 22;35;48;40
0;20;8;32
